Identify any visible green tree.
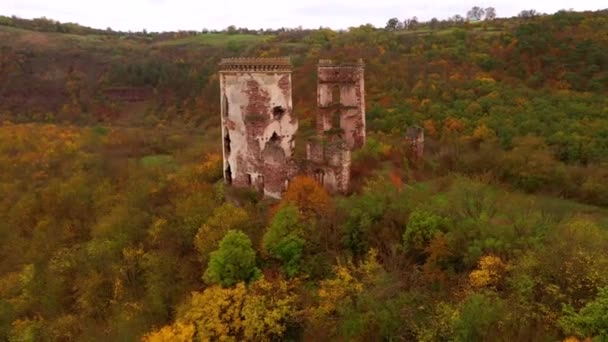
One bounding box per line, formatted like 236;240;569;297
340;177;396;257
403;209;447;253
560;287;608;340
385;18;400;31
194;203;250;266
454;292;505;341
204;230;260;287
263;206;306;277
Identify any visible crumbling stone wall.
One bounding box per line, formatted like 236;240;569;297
406;126;424;160
304;59;365;194
306;137;351;194
316;59;366;150
219;58;297;199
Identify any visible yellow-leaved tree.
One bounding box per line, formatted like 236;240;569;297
309;249;384;337
142;322;195;342
469;255;506;288
142;277;297;342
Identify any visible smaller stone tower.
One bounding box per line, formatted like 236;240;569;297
305;59;365;194
316;59;366;149
219;57;298;199
406;126;424;160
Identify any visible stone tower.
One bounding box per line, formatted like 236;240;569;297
316;59;366;149
305;59;366;194
406;126;425;160
219;58;298;199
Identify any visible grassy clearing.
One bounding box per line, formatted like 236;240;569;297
154;33;269;47
0;25;146;53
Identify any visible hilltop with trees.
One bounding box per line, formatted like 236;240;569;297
0;7;607;341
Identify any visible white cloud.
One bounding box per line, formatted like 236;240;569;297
3;0;606;31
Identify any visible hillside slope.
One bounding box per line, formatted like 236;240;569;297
1;10;608;341
2;10;606;201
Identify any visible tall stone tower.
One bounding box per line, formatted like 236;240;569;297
316;59;366;149
219;58;298;199
305;59;366;194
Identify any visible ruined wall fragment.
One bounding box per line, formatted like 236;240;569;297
305;137;351;194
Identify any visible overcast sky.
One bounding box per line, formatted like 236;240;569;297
3;0;606;32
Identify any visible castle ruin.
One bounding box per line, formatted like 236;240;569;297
219;57;365;198
219;58;298;199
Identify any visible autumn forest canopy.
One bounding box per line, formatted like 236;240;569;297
1;7;608;341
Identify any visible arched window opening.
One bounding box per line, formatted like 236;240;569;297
270;131;281;143
225;164;232;185
224;130;231;155
257;175;264;193
332;111;341;130
272;106;285;120
331;84;341;105
314;169;325;185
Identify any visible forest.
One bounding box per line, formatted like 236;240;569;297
0;8;607;341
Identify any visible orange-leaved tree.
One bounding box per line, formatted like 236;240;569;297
280;176;333;221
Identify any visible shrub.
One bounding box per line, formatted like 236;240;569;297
204;230;260;287
403;209;447;253
559;287;608;340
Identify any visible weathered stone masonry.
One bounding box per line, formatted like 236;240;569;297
305;59;365;194
316;59;366;150
305;137;352;194
219;58;298;199
219;57;366;197
406;126;424;160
